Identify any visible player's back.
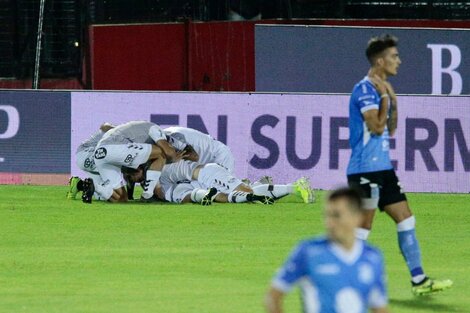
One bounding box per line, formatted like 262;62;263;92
99;121;156;146
76;130;104;153
298;238;386;313
164;126;220;164
347;77;393;175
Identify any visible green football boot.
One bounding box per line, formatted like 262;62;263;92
66;176;81;200
293;177;315;203
412;277;453;296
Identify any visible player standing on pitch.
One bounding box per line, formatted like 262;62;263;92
346;34;452;295
265;187;389;313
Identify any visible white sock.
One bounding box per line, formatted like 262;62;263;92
355;228;371;241
197;163;243;193
190;188;208;203
252;184;293;199
141;170;161;199
412;274;427;284
228;191;250;203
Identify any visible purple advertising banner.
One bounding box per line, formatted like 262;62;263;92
71;92;470;193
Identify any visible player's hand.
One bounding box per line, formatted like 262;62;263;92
369;75;388;96
173;150;189;162
383;81;397;107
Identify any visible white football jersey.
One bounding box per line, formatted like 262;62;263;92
76;130;104;153
164;126;226;166
99;121;165;146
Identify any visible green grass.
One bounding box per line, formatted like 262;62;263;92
0;186;468;313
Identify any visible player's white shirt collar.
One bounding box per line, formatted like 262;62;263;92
329;239;363;265
363;75;373;85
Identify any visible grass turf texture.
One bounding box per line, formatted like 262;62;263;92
0;185;468;313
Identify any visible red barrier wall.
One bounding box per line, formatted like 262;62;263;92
88;19;470;92
188;22;255;91
90;23;186;90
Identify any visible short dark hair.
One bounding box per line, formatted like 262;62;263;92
327;186;364;212
366;34;398;64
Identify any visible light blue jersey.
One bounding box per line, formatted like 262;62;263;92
347;77;393;175
273;237;387;313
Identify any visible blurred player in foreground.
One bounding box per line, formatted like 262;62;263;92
347;34;452;295
265;187;389;313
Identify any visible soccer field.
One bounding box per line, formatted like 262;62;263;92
0;186;468;313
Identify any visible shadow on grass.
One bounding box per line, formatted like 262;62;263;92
390;297;458;312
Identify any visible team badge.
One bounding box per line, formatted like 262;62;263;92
124;154;135;164
84;158;95;168
94;148;107;159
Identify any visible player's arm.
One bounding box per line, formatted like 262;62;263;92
363;76;389;135
384;81;398;137
265;287;285;313
265;243;307;313
156;139;178;162
183;145;199;162
148;125;178;162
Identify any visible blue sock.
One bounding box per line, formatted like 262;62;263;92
397;216;425;281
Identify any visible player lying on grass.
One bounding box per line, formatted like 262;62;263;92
124;159;275;205
81;121;185;203
347;34;452;295
124;161;313;205
164;126;299;197
265;187;389;313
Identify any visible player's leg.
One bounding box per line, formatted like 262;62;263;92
140;153;167;200
192;163;274;204
84;162;127;203
347;173;380;240
68;148;95;199
381;171;452;295
163;181;212;205
251;178;314;203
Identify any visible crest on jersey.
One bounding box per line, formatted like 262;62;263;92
94;147;107;159
124;154;134;164
84;158;95;168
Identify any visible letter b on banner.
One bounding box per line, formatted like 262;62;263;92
0;105;20;139
427;44;462;95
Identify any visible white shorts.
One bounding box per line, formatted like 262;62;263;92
94;143;152;169
159;160;200;193
164;181;204;203
212;144;235;173
76;147;98;174
94;143;152;190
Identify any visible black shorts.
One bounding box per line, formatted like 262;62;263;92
347;169;407;211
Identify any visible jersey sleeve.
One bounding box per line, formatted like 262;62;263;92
149;125;166;143
272;242;308;293
368;252;388;309
356;84;379;114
